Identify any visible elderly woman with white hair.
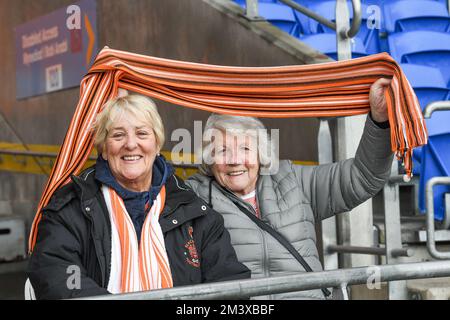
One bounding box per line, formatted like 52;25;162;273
27;94;250;299
186;78;394;299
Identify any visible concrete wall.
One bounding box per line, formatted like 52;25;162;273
0;0;322;241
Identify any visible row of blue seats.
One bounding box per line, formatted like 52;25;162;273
235;0;450;54
234;0;449;33
233;0;450;221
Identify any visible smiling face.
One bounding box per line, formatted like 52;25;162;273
211;130;260;197
102;112;159;192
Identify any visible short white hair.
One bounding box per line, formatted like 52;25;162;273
199;114;278;176
92;94;165;154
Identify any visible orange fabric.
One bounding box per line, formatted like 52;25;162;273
28;47;427;253
105;185;172;293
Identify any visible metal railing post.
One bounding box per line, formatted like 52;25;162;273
336;0;353;61
383;161;408;299
334;2;376;293
318;118;339;271
245;0;259;20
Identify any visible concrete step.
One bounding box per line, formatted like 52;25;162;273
407;277;450;300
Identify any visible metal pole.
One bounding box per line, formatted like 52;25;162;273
328;244;385;255
278;0;336;30
335;3;376;297
245;0;259;20
78;260;450;300
345;0;362;39
383;161;408;299
318;119;339;271
327;245;413;257
336;0;352;60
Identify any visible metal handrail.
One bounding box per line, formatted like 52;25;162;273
423;101;450;119
275;0;361;39
426;177;450;259
77;260;450;300
345;0;362;38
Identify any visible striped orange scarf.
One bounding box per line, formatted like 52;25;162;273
103;185;173;293
28;47;427;252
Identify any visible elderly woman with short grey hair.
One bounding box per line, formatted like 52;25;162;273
27;94;250;299
186;78;394;300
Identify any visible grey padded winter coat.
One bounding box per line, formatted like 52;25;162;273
186;115;394;299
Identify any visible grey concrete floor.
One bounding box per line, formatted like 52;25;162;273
0;260;28;300
0;272;26;300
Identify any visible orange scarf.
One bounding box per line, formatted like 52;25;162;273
103;185;173;293
28;47;427;252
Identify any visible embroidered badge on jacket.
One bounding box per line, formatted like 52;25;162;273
184;226;200;268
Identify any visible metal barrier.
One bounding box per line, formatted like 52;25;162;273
427;177;450;260
77;260;450;300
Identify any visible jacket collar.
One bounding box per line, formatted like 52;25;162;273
71;167;100;203
160;174;197;217
71;166;207;232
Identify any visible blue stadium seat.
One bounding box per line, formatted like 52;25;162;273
413;146;423;176
409;64;450;221
418;131;450;222
233;1;300;35
416;101;450;221
292;2;313;35
258;3;299;35
402;64;450;177
306;1;381;54
300;33;368;60
384;0;450;34
388;31;450;85
401;64;450;110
